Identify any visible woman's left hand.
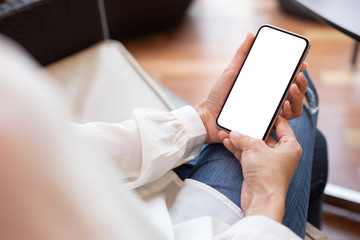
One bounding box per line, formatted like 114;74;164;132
195;31;308;144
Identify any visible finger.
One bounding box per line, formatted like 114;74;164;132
224;141;243;161
284;83;303;116
265;136;277;148
218;130;230;141
229;130;255;151
281;100;293;119
288;84;303;117
227;32;255;72
287;72;306;102
223;137;238;154
273;116;296;141
273;117;302;159
218;32;256;97
300;62;308;72
233;150;243;161
294;72;308;96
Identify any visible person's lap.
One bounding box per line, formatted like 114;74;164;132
174;71;327;238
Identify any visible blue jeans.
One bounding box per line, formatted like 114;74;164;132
174;71;328;238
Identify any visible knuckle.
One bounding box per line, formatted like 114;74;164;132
302;73;308;84
247;138;262;148
295;143;302;159
293;110;302;119
297;108;303;117
284;137;302;159
234;151;242;160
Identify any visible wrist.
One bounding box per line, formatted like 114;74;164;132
194;103;210;143
245;192;286;223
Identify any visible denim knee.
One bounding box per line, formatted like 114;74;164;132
188;144;244;208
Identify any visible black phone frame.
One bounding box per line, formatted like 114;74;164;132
216;24;311;140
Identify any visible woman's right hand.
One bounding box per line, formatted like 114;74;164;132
222;116;302;222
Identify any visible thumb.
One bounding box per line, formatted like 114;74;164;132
229;131;260;151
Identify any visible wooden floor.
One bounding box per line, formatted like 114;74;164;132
123;0;360;238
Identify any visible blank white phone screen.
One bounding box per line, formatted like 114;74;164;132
217;26;308;139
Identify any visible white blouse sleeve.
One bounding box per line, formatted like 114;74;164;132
74;105;207;188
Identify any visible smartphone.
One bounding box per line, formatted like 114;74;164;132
216;25;310;140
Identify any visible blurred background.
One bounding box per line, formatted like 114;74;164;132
0;0;359;239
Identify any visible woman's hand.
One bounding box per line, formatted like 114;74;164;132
223;116;302;222
194;32;308;144
194;32;255;143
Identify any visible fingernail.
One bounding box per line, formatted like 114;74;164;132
230;131;241;138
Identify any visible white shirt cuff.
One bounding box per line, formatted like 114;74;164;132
223;215;301;239
172;106;207;160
